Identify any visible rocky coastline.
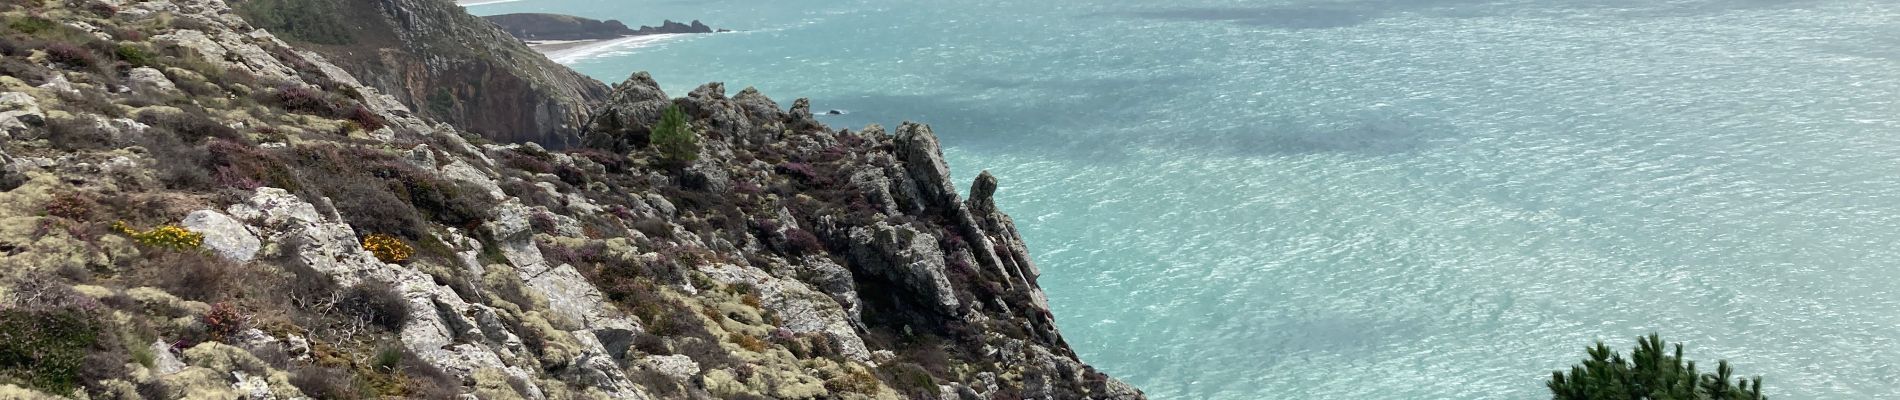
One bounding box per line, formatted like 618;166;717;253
0;0;1140;399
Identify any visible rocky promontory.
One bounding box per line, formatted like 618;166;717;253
0;0;1139;398
485;13;725;41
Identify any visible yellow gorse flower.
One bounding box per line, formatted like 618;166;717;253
112;221;205;250
362;233;413;263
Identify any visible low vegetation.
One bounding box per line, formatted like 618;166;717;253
1549;334;1767;400
650;104;699;166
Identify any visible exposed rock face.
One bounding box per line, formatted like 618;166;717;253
242;0;612;147
581;72;671;153
0;0;1140;398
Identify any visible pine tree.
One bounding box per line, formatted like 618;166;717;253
1548;333;1765;400
650;104;699;166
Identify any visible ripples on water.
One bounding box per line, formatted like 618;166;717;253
471;0;1900;397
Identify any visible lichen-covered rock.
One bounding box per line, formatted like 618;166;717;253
0;92;44;139
127;67;180;95
227;187;385;282
182;209;262;262
700;263;870;361
150;340;186;375
636;354;699;381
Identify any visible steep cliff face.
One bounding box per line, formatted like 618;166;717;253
0;0;1139;398
235;0;611;147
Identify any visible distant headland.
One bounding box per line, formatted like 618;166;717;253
483;13;728;41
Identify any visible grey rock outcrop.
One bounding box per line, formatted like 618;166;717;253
0;150;21;192
845;221;961;315
182;209;261;262
895;122;960;213
126;67;179;95
0;92;44;139
582;72;670;153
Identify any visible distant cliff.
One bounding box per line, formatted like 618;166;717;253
484;13;724;41
484;13;639;40
0;0;1142;398
236;0;611;148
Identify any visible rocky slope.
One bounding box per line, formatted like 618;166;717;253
0;0;1140;399
233;0;611;148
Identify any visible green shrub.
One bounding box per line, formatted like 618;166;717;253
0;307;101;394
650;104;698;166
6;16;54;34
114;43;155;67
234;0;354;45
1548;334;1765;400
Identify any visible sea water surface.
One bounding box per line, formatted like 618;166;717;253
472;0;1900;398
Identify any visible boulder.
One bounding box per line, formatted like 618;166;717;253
0;92;44;138
0;150;22;192
182;209;261;262
127;67;179;95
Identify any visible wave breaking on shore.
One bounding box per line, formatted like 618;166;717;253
534;33;686;63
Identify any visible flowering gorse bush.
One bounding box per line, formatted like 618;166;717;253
111;221;203;250
361;233;413;263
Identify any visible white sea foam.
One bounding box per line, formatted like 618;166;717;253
541;34;685;64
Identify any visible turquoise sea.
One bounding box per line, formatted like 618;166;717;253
471;0;1900;398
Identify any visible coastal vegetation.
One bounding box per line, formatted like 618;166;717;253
1549;334;1766;400
651;103;699;166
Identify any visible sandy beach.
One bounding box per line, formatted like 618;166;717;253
530;34;683;63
